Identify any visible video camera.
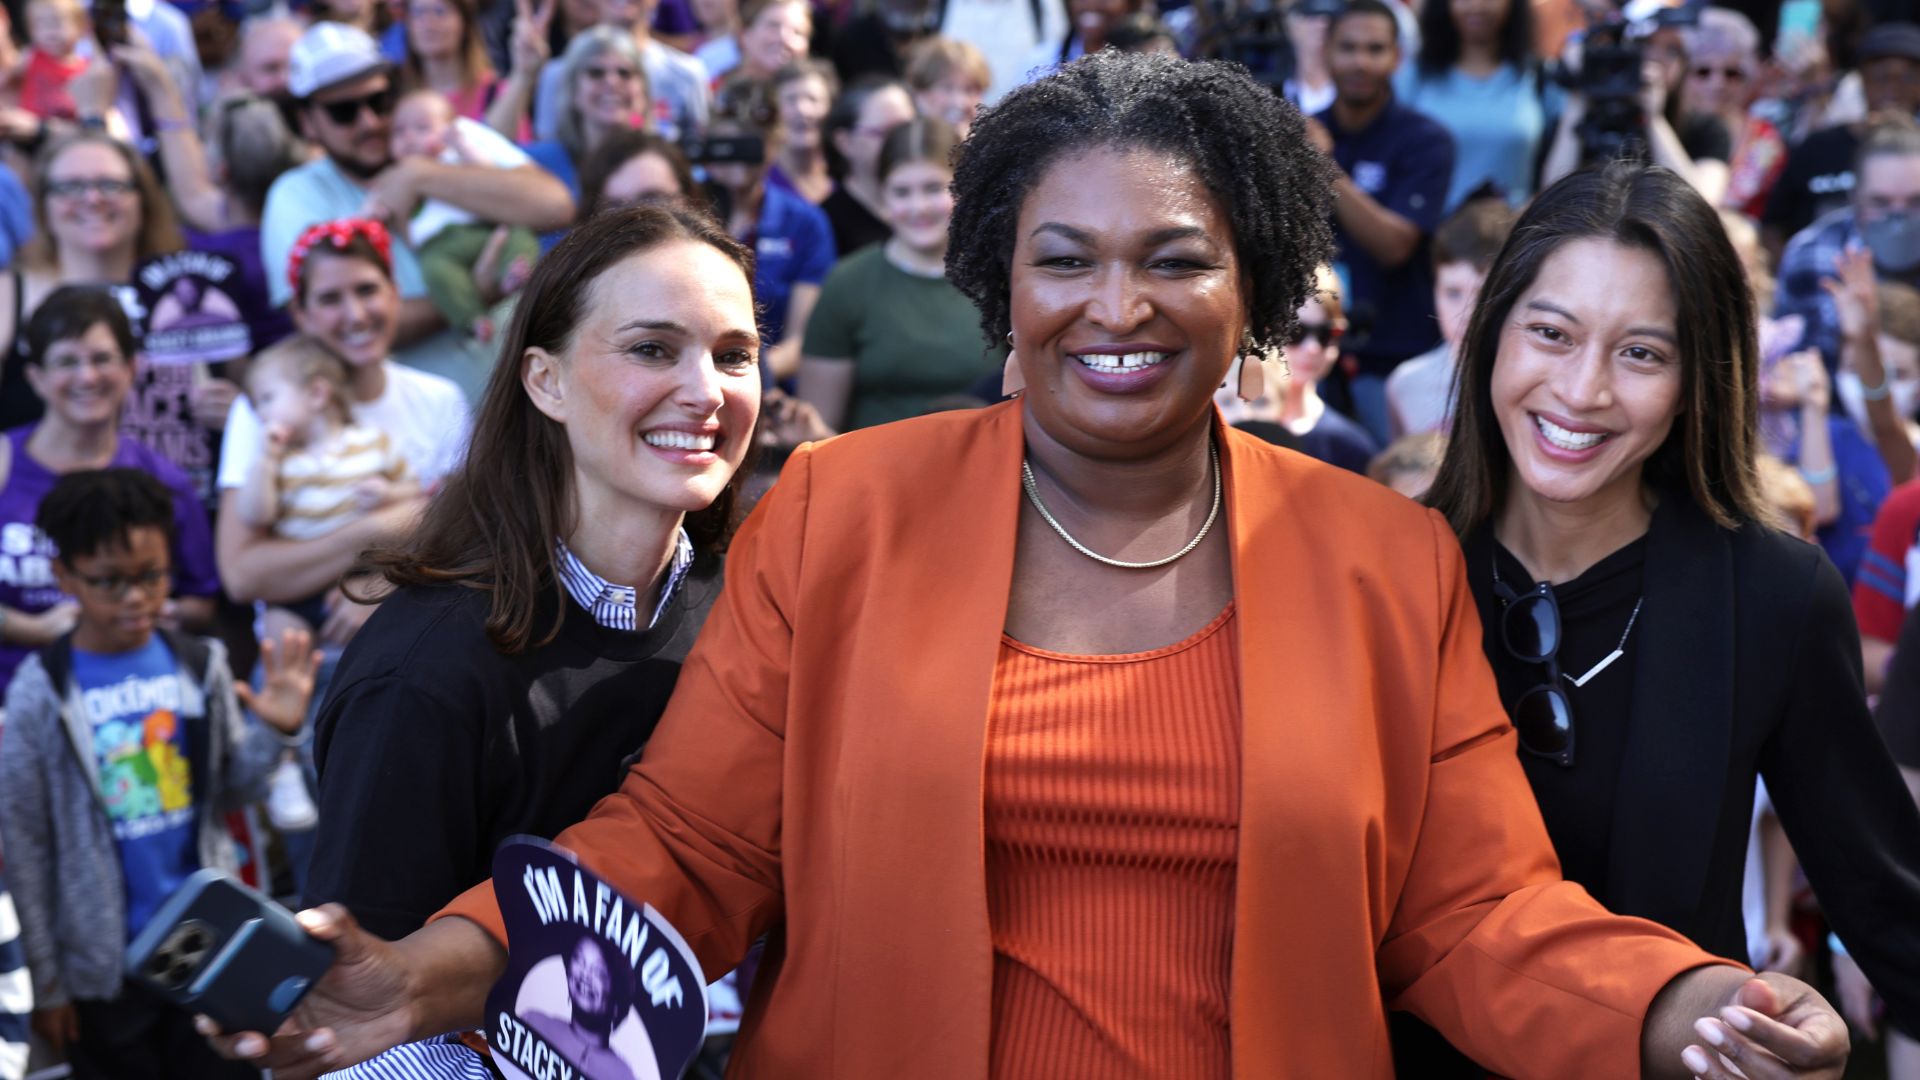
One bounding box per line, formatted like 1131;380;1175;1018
1555;0;1703;165
1191;0;1345;92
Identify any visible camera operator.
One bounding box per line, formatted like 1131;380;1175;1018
699;107;834;382
1541;17;1731;202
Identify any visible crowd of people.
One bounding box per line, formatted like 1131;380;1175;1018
0;0;1915;1074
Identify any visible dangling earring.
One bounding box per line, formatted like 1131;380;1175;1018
1236;354;1266;402
1002;331;1025;398
1237;331;1283;402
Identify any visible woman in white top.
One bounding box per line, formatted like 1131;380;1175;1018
216;219;470;648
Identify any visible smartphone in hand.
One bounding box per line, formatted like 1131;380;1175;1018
124;869;335;1035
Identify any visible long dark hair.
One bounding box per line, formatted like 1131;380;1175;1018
360;206;760;653
1415;0;1534;77
1425;160;1765;536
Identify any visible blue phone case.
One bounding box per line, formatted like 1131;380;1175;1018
123;869;335;1034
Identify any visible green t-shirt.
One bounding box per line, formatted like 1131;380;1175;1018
801;245;1003;430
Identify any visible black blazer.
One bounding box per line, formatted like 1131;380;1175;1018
1461;493;1920;1036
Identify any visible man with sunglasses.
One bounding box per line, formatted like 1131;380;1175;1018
1301;0;1455;447
259;22;575;397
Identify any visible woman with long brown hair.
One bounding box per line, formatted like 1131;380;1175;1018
293;204;760;1074
401;0;499;121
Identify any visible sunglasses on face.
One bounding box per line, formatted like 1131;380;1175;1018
318;85;396;126
1285;323;1337;347
71;566;170;600
1692;65;1746;81
45;178;136;200
1493;575;1577;767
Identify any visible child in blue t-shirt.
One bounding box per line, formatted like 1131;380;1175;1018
0;468;320;1079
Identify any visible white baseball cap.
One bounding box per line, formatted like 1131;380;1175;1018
287;22;389;101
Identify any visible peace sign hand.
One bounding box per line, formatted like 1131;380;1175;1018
508;0;555;74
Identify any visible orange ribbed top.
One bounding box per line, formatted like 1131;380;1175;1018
984;604;1241;1080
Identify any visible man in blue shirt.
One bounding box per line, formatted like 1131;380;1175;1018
1306;0;1454;445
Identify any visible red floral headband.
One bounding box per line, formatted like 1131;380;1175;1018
287;219;393;296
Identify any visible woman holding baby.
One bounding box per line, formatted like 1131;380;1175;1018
214;219;469;648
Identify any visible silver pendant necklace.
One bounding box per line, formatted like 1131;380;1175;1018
1020;441;1222;570
1564;597;1644;687
1492;552;1645;687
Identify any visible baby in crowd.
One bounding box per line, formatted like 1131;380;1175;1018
12;0;87;120
384;88;542;343
236;336;417;642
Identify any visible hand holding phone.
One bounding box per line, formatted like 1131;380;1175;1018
125;869;335;1037
199;904;499;1080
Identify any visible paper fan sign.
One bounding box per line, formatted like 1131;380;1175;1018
486;838;708;1080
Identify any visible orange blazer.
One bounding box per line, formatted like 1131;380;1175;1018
441;401;1724;1078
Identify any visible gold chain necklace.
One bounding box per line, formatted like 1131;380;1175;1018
1019;442;1222;570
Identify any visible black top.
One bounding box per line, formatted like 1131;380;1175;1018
1295;407;1379;475
821;186;891;259
1462;493;1920;1031
1876;599;1920;769
303;555;724;941
1475;534;1646;896
1676;112;1732;164
1762;125;1859;239
1400;495;1920;1072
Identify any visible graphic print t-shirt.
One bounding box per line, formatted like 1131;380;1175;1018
74;637;201;937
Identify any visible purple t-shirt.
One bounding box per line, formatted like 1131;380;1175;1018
0;424;221;694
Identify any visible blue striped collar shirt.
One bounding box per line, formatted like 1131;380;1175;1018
555;530;695;632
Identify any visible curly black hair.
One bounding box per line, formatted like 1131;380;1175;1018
947;50;1335;356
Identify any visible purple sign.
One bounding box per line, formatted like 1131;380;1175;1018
486;838;708;1080
134;252;251;365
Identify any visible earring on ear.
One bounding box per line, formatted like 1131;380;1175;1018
1236;354;1266;403
1002;331;1025;397
1237;331;1281;402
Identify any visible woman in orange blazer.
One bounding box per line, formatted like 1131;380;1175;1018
208;52;1849;1080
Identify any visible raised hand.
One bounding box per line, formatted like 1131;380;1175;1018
1822;247;1881;345
508;0;555;75
1779;349;1830;414
108;41;173;97
233;628;324;734
66;54;118;122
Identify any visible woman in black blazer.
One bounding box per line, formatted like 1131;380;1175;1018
1418;160;1920;1074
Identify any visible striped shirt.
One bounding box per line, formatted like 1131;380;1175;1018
556;531;695;632
321;1034;494;1080
273;424;412;542
0;873;28;1080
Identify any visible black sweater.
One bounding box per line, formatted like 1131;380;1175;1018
303;556;723;941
